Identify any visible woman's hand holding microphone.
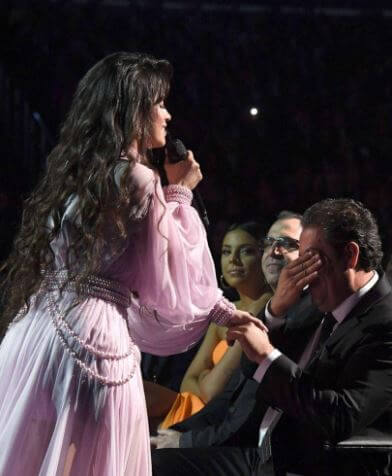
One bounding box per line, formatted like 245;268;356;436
164;150;202;190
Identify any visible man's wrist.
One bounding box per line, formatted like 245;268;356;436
268;297;286;318
255;344;276;364
254;348;281;382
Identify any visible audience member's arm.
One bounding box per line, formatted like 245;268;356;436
261;299;286;331
257;329;392;441
180;323;241;403
178;374;259;448
180;323;221;397
196;341;242;403
151;369;245;449
229;315;392;443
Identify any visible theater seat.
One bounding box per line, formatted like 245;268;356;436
324;429;392;454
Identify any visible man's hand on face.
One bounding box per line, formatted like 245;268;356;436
150;429;181;449
226;321;274;364
269;250;322;317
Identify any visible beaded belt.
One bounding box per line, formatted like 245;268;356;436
45;270;137;387
44;270;132;308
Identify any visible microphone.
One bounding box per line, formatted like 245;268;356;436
165;136;188;164
165;135;210;228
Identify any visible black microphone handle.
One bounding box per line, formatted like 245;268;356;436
165;137;210;228
192;189;210;228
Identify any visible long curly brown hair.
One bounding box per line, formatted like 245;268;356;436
0;52;172;333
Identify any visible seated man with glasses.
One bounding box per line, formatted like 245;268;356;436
261;210;302;293
263;236;299;252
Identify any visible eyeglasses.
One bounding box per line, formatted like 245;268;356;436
262;236;299;251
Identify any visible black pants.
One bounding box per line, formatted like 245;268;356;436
151;447;267;476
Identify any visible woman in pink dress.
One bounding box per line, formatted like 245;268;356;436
0;52;260;475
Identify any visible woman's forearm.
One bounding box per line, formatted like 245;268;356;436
197;343;242;403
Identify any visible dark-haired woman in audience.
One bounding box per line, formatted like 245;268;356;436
160;222;272;429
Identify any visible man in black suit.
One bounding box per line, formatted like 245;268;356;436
151;212;325;475
228;198;392;475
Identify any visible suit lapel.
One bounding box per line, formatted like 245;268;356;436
325;273;391;350
282;293;324;362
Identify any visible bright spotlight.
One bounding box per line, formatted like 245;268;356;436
250;107;259;116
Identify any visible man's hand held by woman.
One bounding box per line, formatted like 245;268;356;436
225;310;269;351
227;252;322;363
226;321;274;364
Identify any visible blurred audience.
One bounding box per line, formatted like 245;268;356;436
0;3;391;264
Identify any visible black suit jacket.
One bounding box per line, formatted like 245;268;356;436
258;273;392;475
173;293;324;449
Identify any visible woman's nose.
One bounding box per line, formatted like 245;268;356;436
230;253;241;264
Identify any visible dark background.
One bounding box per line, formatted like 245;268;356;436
0;0;391;268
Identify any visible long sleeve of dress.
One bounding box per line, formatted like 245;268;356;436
116;162;235;355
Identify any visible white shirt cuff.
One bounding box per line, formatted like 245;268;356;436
265;299;286;329
253;348;282;382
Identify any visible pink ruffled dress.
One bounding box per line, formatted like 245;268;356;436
0;162;235;476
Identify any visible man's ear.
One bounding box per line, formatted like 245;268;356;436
344;241;360;269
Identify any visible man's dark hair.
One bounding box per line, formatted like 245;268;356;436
302;199;383;271
276;210;303;221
